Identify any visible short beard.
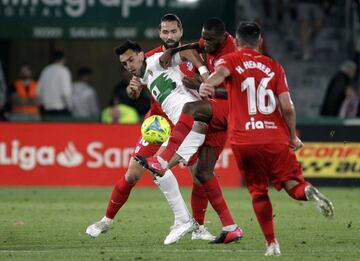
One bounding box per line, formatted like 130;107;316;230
162;40;180;49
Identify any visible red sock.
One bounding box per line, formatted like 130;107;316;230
287;182;311;201
105;178;135;219
203;176;235;227
191;183;208;225
251;192;275;244
159;113;194;162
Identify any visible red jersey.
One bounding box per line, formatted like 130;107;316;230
217;48;290;145
199;32;236;72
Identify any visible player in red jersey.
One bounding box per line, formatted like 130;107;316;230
137;18;243;243
86;14;200;245
199;21;335;256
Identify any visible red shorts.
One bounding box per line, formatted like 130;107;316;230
231;143;305;191
131;137;161;158
203;99;228;157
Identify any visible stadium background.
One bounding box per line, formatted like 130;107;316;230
1;0;360;186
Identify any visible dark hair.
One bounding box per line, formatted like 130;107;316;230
53;50;64;61
114;40;143;56
203;18;226;35
159;13;182;30
236;22;261;47
77;67;92;78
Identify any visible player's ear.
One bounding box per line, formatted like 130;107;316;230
139;51;145;60
258;36;263;49
235;39;241;50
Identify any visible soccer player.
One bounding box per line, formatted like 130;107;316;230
199;21;335;256
143;18;243;243
86;14;201;245
117;38;243;244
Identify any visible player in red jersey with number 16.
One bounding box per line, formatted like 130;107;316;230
199;21;335;256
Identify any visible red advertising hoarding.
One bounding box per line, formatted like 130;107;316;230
0;123;242;187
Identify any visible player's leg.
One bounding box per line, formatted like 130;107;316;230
232;144;280;255
86;157;145;237
272;146;334;217
149;100;212;169
86;137;161;237
194;144;242;243
148;146;197;245
188;163;214;241
136;129;206;175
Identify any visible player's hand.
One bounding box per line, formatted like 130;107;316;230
126;77;143;99
182;76;201;90
199;83;215;98
159;49;173;69
290;136;303;151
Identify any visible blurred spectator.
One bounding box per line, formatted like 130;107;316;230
71;67;99;119
36;50;73;118
112;78;150;119
9;64;40;119
0;60;7;120
339;87;359;118
296;0;324;61
101;92;139;124
320;60;358;116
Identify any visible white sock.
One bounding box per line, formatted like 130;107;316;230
154;170;191;224
101;216;113;225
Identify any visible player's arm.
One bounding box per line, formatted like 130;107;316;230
174;49;209;81
126;76;143;100
182;76;228;99
159;43;202;68
278;92;303;151
199;66;230;98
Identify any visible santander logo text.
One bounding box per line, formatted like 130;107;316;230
0;140;133;171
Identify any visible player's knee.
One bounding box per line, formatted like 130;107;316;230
125;160;145;184
194;168;215;184
182;102;197;117
249;189;269;203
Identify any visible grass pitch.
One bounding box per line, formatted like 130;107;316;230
0;186;359;261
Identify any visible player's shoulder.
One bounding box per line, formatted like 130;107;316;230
145;46;163;58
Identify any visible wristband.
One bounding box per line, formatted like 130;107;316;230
198;65;209;75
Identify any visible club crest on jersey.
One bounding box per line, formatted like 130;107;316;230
214;58;226;67
185;61;193;71
245;117;265;130
148;70;153;76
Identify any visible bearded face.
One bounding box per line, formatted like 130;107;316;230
159;21;183;49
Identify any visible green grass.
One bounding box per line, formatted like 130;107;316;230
0;187;359;261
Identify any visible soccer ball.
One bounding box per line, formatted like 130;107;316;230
141;115;171;144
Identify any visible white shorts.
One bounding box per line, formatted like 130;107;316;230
162;130;205;164
162;87;201;125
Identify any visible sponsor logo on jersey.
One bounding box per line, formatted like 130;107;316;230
245;117;278;130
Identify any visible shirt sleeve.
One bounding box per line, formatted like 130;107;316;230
61;68;73;110
275;64;290;95
214;54;235;75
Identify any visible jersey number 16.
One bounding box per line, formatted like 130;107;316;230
241;77;276;115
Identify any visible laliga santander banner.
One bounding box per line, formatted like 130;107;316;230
0;123;241;186
296;142;360;178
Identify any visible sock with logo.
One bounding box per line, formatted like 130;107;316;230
105;178;135;219
155;170;191;224
158;113;194;163
191;182;208;225
287;181;311;201
251;192;275;245
203;176;236;227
